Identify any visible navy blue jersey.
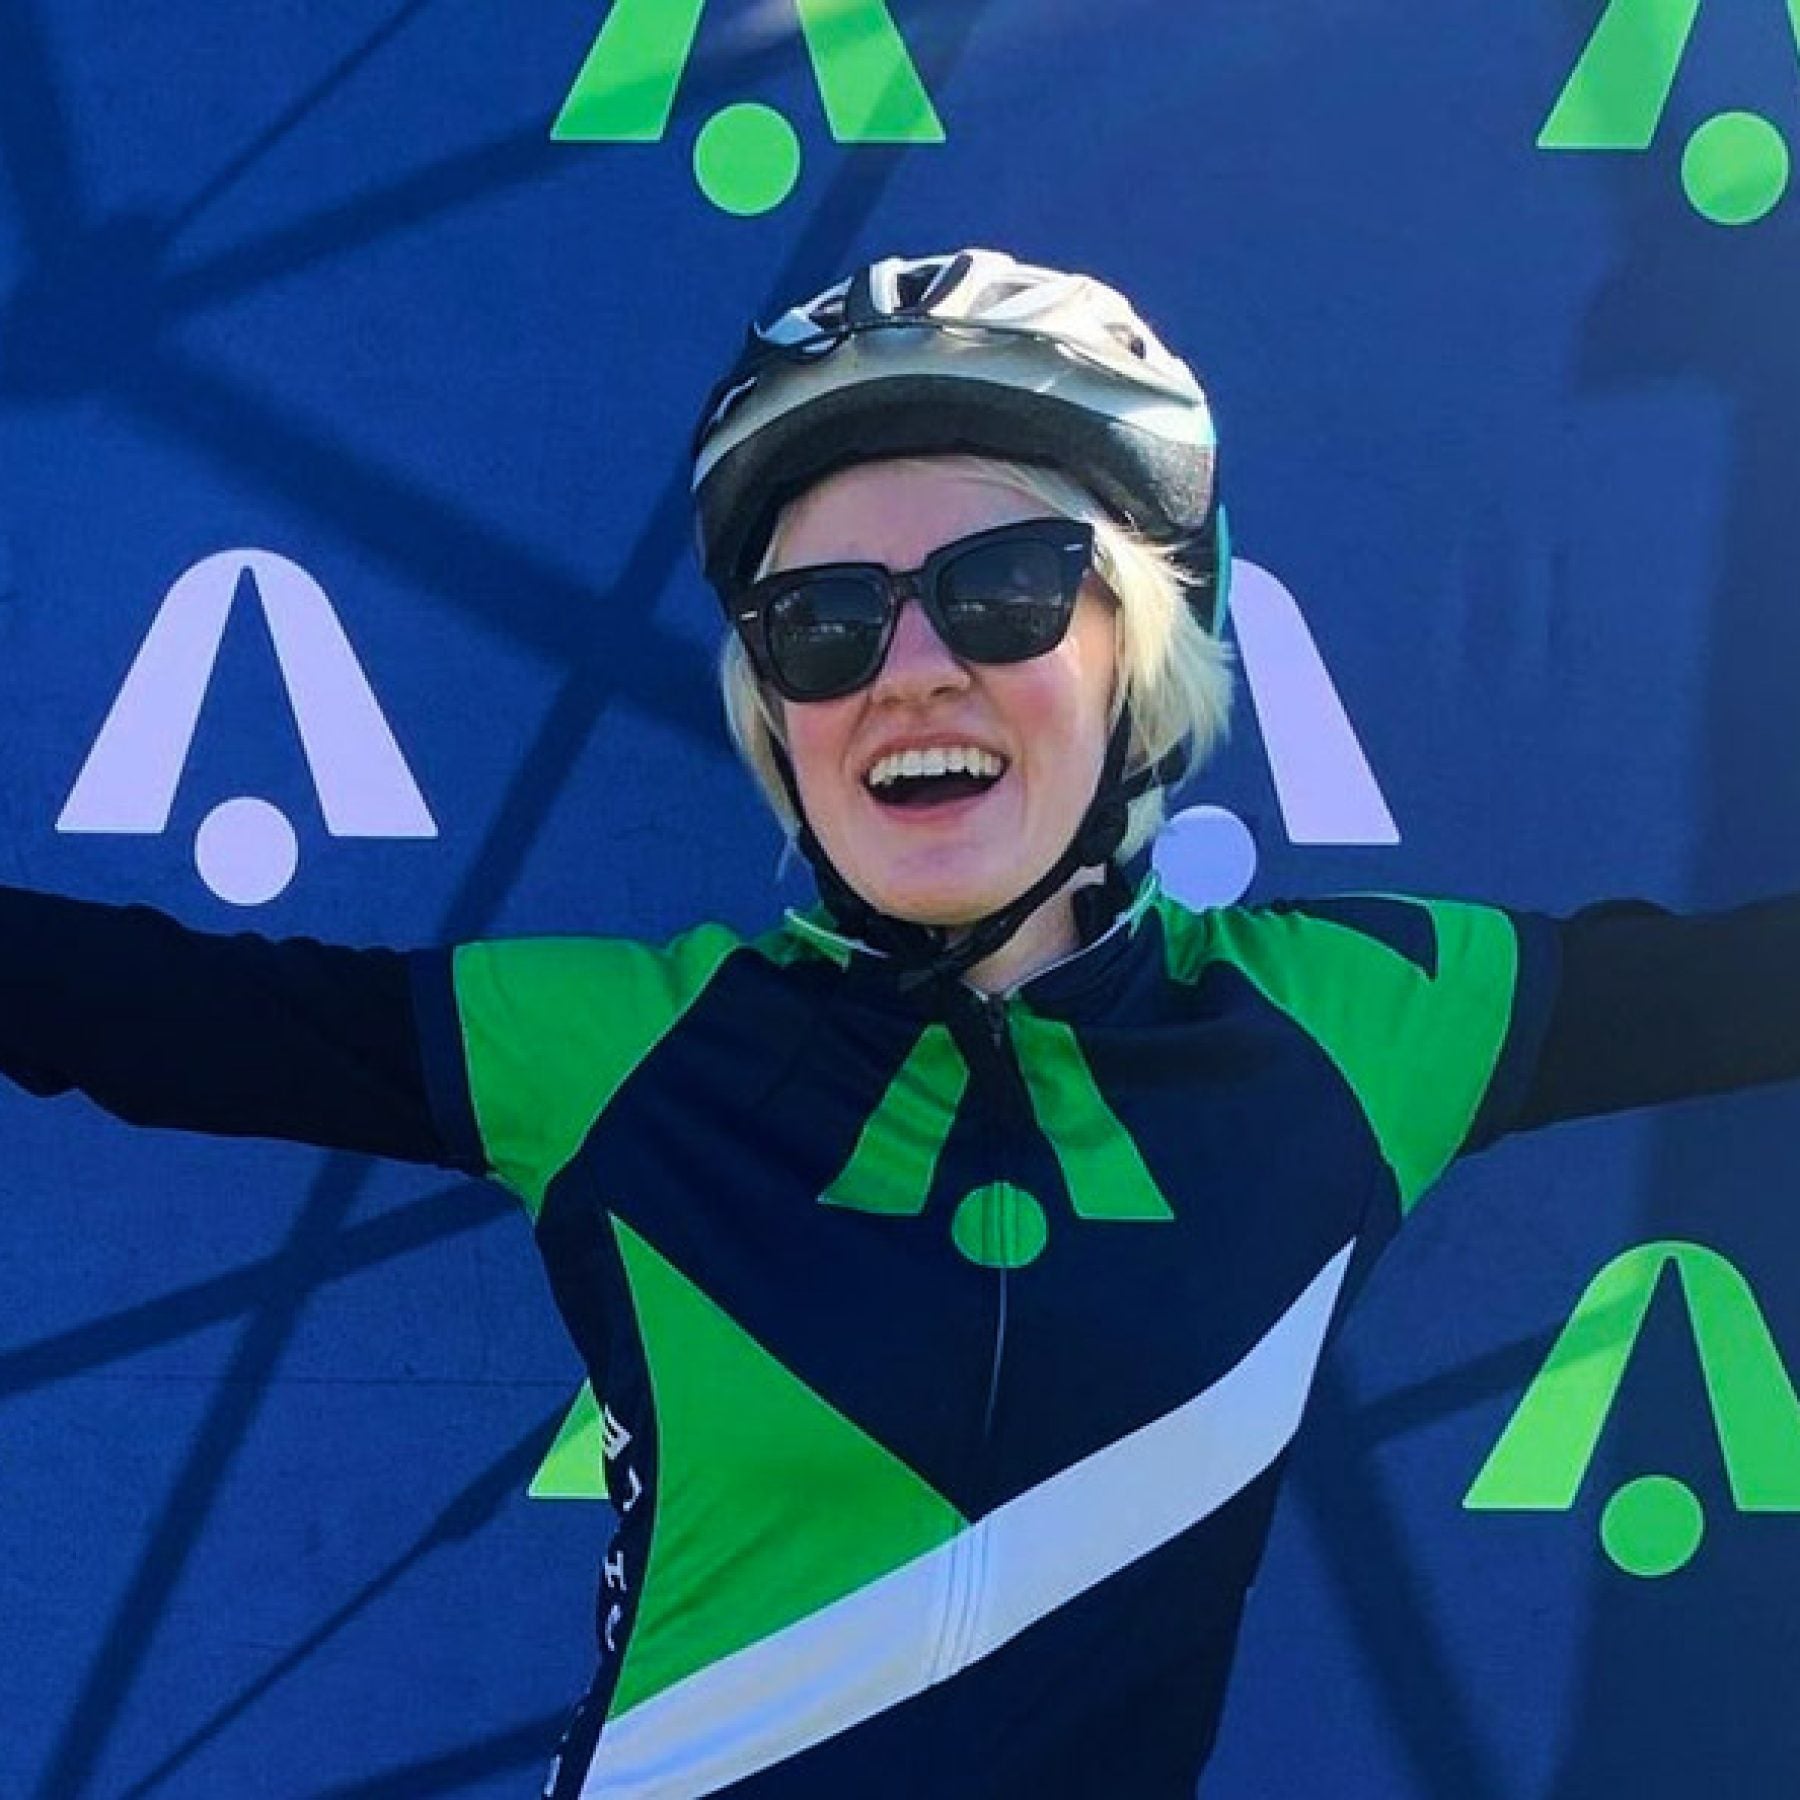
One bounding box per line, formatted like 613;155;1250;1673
409;872;1561;1798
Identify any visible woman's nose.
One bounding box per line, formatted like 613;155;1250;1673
869;595;968;701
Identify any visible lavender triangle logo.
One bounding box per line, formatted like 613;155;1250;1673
58;549;436;906
1151;558;1399;913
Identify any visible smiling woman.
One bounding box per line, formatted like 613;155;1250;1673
779;466;1122;975
6;247;1800;1800
720;452;1235;980
719;458;1199;981
696;250;1236;995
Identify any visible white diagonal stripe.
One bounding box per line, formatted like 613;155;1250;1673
580;1242;1354;1799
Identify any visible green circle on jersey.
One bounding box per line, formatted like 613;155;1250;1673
952;1183;1050;1269
1600;1474;1705;1578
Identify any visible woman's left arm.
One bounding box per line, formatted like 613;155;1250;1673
1468;892;1800;1149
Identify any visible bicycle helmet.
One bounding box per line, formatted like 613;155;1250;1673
694;248;1227;631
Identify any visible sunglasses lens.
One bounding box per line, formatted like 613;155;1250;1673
766;575;888;698
938;537;1078;662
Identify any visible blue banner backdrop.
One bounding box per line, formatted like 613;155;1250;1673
3;1;1799;1795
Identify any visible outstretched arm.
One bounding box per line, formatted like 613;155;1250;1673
1469;892;1800;1150
0;883;479;1172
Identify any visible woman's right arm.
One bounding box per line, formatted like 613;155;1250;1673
0;883;483;1174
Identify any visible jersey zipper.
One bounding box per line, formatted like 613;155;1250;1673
929;984;1015;1684
975;990;1012;1446
952;985;1035;1462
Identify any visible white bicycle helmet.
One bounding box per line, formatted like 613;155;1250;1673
691;247;1227;631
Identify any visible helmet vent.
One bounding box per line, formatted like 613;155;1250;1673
896;267;940;310
1107;322;1149;360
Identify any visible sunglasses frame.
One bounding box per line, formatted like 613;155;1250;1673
730;516;1100;703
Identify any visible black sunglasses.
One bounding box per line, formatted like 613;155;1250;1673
731;517;1100;703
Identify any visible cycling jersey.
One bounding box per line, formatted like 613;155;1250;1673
6;869;1800;1797
407;869;1551;1798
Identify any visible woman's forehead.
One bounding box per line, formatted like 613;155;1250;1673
769;457;1069;571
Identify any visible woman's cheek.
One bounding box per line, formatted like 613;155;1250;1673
785;706;851;819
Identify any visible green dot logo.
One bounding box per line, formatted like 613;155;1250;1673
951;1183;1050;1270
1539;0;1798;225
1465;1241;1800;1578
551;0;945;216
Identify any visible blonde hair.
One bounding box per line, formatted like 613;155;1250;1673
717;453;1236;863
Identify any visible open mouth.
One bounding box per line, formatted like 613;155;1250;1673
863;747;1009;812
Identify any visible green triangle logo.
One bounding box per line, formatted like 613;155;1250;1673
1539;0;1797;224
819;1015;1176;1258
1465;1240;1800;1577
607;1215;966;1715
529;1383;608;1500
551;0;945;216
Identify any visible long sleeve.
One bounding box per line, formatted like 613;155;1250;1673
0;883;479;1172
1467;892;1800;1149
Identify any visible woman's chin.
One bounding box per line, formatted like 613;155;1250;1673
830;805;1048;927
848;862;1008;931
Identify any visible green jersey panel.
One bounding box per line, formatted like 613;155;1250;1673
449;923;746;1217
1159;892;1525;1213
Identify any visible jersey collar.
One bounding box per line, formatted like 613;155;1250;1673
779;862;1164;1012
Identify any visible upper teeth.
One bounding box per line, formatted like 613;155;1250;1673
866;745;1006;788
